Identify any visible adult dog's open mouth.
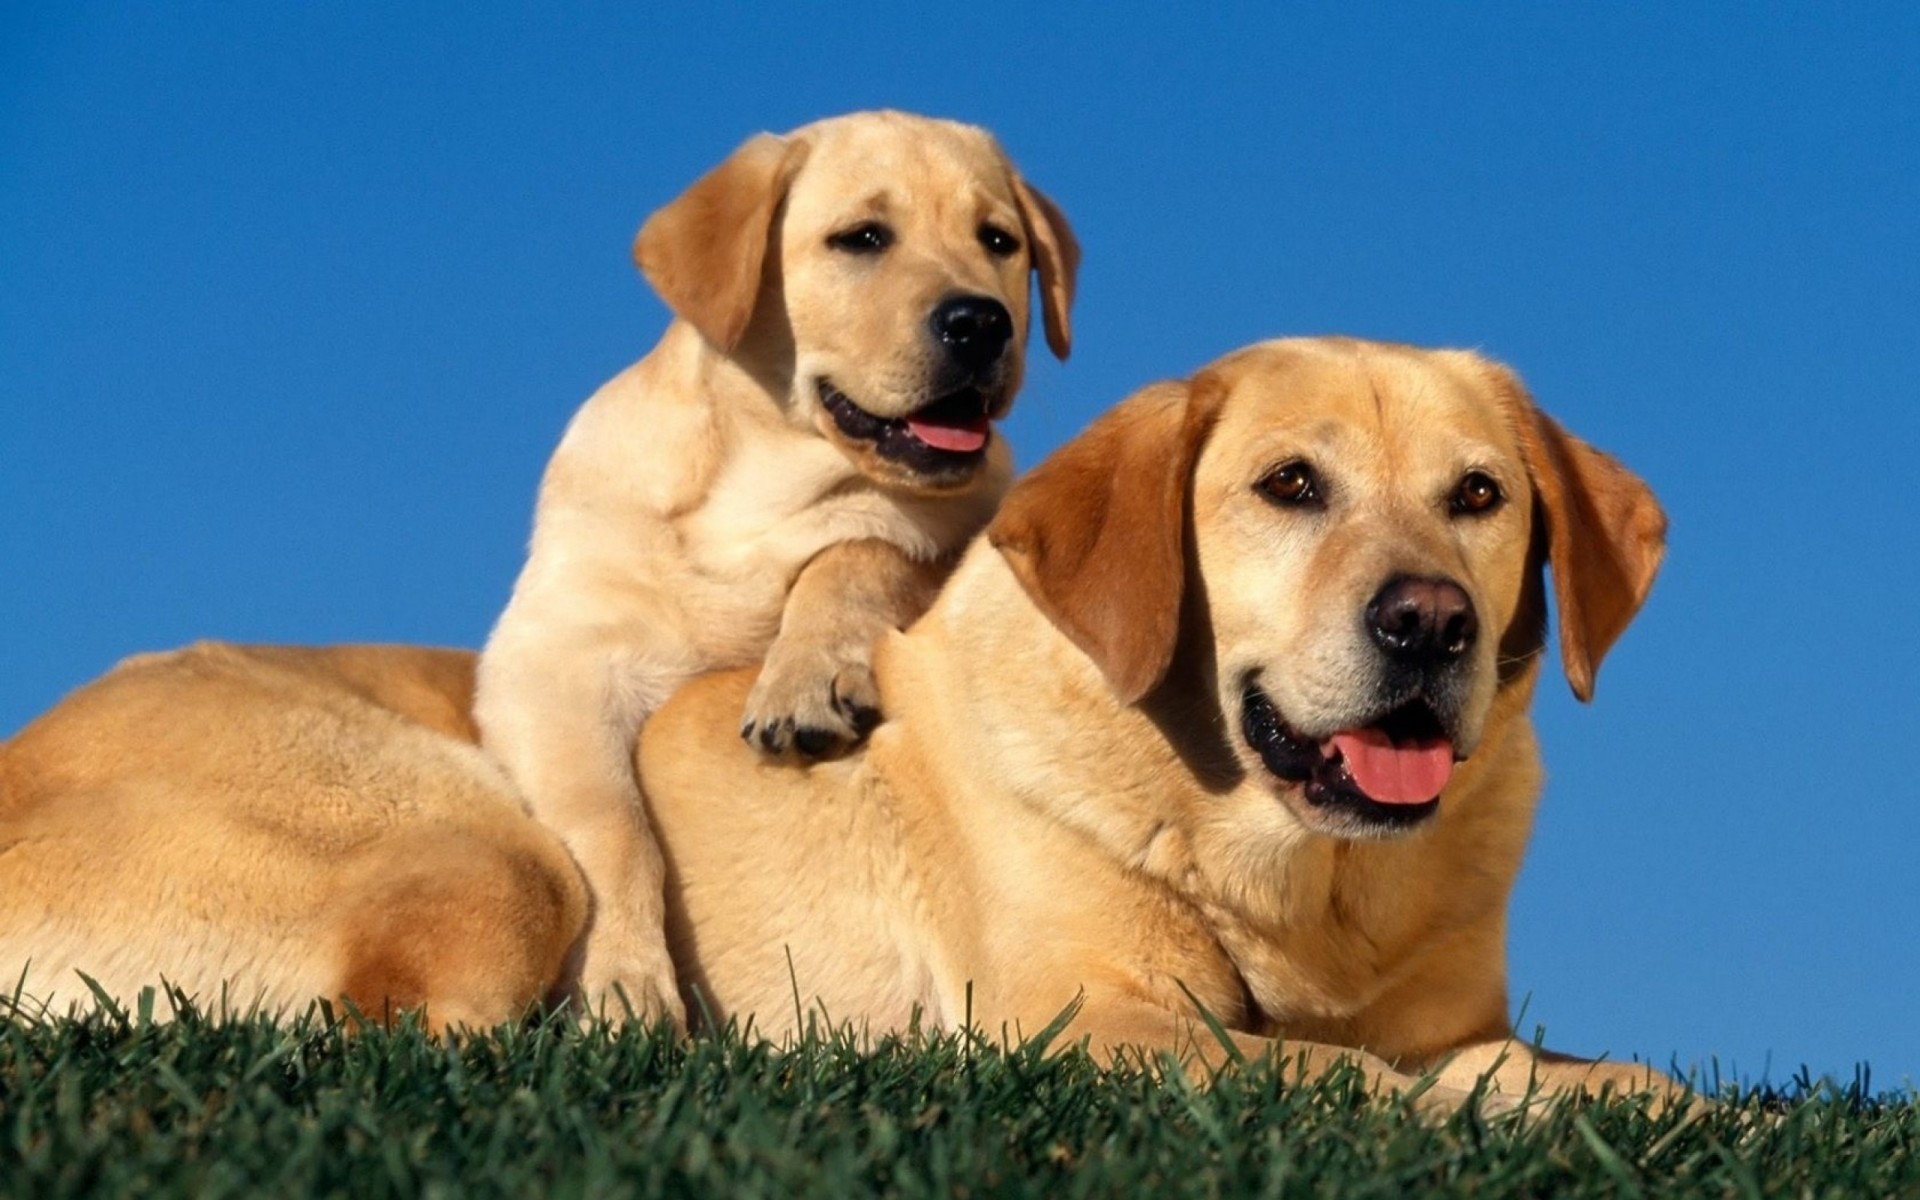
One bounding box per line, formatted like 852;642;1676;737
1240;682;1456;835
818;379;995;476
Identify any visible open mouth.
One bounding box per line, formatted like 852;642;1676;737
1240;682;1457;834
817;379;994;474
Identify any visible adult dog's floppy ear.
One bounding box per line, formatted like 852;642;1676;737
633;133;808;352
1011;177;1079;362
989;375;1223;703
1494;367;1668;701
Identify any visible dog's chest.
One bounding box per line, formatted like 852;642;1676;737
680;434;939;585
1201;858;1433;1028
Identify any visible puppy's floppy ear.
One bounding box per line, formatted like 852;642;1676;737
1011;177;1080;362
633;133;809;352
1494;366;1668;702
988;374;1223;704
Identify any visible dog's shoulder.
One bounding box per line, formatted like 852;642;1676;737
537;331;738;522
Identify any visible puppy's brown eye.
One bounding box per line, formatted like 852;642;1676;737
1257;461;1322;508
1450;471;1503;516
979;223;1021;257
827;222;893;254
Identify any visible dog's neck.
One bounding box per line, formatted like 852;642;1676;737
654;319;803;430
880;542;1210;857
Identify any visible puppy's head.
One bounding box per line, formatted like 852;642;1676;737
634;110;1078;495
990;338;1666;840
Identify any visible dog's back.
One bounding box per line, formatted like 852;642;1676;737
0;642;585;1029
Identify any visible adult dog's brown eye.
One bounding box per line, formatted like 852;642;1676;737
979;223;1020;257
1257;461;1322;508
827;222;893;254
1451;471;1503;516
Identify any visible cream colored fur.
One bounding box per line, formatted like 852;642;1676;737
474;111;1076;1025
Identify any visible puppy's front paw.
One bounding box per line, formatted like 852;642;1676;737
740;644;881;760
577;943;686;1032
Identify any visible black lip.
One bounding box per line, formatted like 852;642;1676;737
817;379;992;479
1239;683;1441;836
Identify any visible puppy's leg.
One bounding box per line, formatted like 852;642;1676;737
742;538;947;758
475;645;687;1027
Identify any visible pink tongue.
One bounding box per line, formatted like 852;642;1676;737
905;416;989;453
1328;729;1454;805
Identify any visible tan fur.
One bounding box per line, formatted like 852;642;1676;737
0;339;1676;1109
639;339;1672;1103
474;111;1076;1025
0;644;584;1031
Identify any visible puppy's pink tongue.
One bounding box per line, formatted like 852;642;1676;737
905;415;989;453
1328;729;1454;805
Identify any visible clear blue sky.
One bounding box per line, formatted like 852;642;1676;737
4;4;1916;1089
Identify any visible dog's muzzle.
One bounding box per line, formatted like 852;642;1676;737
818;379;997;480
1239;681;1460;838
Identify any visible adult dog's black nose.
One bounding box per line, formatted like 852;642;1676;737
930;295;1013;372
1366;575;1478;666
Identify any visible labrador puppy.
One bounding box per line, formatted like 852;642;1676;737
474;111;1077;1026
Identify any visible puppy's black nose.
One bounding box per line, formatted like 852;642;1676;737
1366;575;1478;666
930;295;1013;372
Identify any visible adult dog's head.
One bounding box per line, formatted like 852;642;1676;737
634;110;1078;494
990;338;1666;841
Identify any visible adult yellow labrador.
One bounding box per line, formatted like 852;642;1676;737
0;338;1670;1104
476;110;1076;1026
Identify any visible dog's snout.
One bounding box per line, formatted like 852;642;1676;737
930;295;1013;371
1366;575;1478;666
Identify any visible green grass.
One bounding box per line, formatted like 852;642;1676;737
1;993;1913;1199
